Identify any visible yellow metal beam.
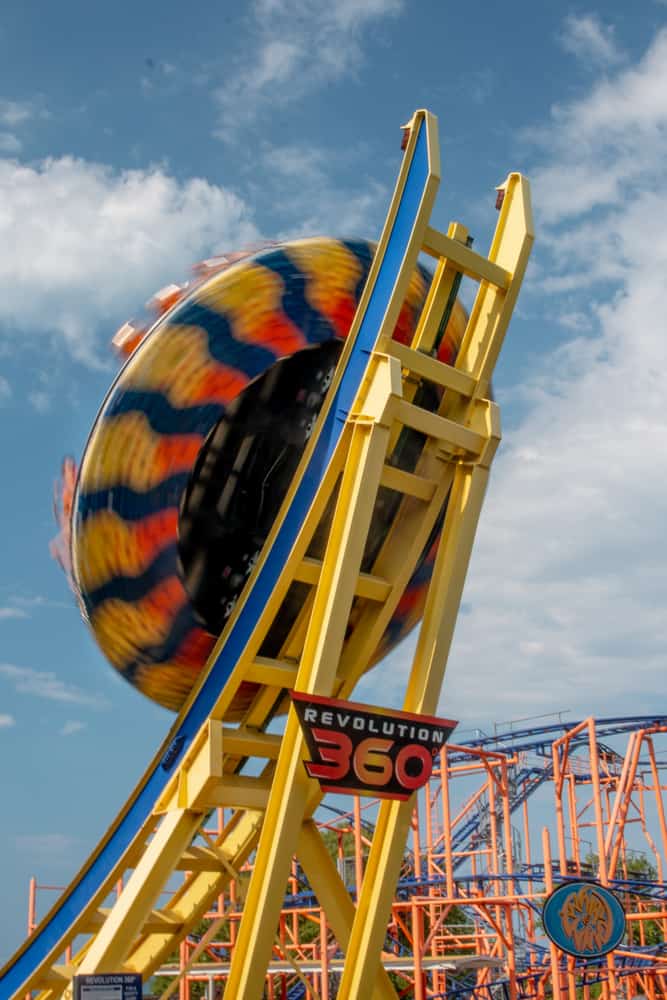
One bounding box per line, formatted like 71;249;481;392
384;339;476;397
77;809;204;973
455;172;534;397
379;463;438;501
422;225;511;288
297;821;398;1000
411;221;470;354
392;398;486;456
294;557;391;602
176;846;228;872
225;414;394;999
200;774;273;811
81;908;183;934
337;463;497;999
220;727;283;760
123;806;265;974
245;657;299;688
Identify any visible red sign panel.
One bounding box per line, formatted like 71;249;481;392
291;692;457;800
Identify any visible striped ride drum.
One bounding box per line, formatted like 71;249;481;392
66;238;467;718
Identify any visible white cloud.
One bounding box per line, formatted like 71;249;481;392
559;14;623;67
59;720;87;736
10;594;70;609
531;28;667;225
365;26;667;725
0;156;258;365
0;607;28;620
0;375;11;402
0;99;32;127
0;663;110;708
0;713;15;728
259;142;388;236
214;0;403;134
14;833;78;855
27;389;50;413
0;132;21;154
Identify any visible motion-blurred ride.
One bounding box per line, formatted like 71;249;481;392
53;239;467;717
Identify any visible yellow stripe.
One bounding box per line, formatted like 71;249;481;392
120;325;230;408
91;593;181;669
196;261;298;346
134;662;200;711
78;412;191;493
74;511;167;592
286;239;364;317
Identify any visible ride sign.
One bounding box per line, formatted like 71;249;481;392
73;974;142;1000
542;881;626;958
291;692;457;800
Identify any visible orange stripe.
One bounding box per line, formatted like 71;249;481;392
154;435;202;480
191;365;249;405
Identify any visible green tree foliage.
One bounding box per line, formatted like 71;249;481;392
582;852;665;948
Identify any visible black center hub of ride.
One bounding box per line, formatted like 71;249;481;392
177;342;341;635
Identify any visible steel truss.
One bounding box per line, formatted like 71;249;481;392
41;715;659;999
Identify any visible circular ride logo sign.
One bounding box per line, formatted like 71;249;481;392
542;882;626;958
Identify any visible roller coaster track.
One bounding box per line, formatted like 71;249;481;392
445;715;667;869
0;109;532;1000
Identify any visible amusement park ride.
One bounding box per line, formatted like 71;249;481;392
2;108;665;998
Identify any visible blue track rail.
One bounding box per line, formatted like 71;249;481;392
452;715;667;759
0;116;434;1000
443;715;667;866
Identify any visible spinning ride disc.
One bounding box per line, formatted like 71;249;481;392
63;238;467;718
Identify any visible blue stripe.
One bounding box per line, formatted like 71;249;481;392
173;301;277;375
77;475;190;523
258;250;338;346
0;118;431;996
123;603;201;684
85;545;180;615
103;391;225;436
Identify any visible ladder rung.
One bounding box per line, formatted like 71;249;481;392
83;907;183;934
422;226;511;289
380;464;437;501
246;656;299;688
142;909;184;933
204;774;272;811
356;573;391;602
295;557;391;602
386;340;476;397
38;965;72;988
178;846;226;871
394;400;484;456
222;727;282;760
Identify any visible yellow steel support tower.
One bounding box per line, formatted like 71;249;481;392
2;109;532;1000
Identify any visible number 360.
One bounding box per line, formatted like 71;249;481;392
305;728;433;791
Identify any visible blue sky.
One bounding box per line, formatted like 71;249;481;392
1;0;667;959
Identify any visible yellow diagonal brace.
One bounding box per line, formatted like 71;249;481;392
298;821;398;1000
337;457;498;999
124;805;266;974
77;809;204;973
225;416;393;999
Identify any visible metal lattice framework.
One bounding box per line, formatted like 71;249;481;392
25;715;667;998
